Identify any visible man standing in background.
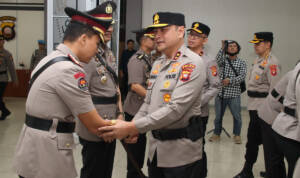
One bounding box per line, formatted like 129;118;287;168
123;29;155;178
0;34;18;120
234;32;280;178
187;22;221;178
30;40;47;71
120;39;136;100
209;40;246;144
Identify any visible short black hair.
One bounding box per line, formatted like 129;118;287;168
127;39;134;44
63;21;99;42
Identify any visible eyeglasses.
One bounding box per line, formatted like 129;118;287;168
187;31;207;39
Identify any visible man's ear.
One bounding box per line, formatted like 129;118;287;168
177;26;185;38
78;33;88;46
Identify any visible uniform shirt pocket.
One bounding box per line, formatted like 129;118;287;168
57;133;75;150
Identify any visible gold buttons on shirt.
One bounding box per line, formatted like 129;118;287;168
66;143;70;147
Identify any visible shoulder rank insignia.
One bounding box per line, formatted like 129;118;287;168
137;54;144;60
174;51;181;60
269;64;277;76
68;54;82;67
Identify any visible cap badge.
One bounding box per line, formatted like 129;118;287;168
194;23;199;29
154;14;160;24
105;3;113;14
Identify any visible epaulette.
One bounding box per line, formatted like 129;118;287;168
137;54;145;60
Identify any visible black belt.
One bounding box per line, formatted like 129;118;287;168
271;89;284;104
151;116;203;142
25;114;75;133
284;107;296;117
247;90;268;98
0;71;7;75
91;94;118;104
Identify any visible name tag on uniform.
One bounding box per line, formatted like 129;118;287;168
165;74;176;79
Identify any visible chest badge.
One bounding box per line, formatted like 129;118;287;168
101;75;107;84
163;80;171;88
255;75;260;80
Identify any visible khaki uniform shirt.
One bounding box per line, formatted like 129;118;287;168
30;49;47;70
13;44;95;178
124;49;152;116
76;47;118;142
0;48;18;82
272;63;300;142
258;71;290;125
200;53;221;117
133;45;206;167
247;54;281;110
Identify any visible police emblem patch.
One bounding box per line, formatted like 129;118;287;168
269;65;277;76
210;66;218;76
78;78;88;90
180;63;195;82
163;93;171;103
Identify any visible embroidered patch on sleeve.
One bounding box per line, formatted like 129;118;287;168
78;78;88;91
269;65;277;76
210;66;218;76
180;64;195;82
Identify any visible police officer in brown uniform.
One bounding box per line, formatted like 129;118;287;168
13;6;113;178
75;2;121;178
123;29;155;178
187;22;221;178
272;63;300;178
0;34;18;120
234;32;281;178
30;40;47;71
99;12;207;178
257;71;291;178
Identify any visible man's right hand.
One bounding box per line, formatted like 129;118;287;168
98;120;139;142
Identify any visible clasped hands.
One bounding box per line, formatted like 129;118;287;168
98;119;139;143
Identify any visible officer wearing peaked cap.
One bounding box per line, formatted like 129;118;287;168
187;21;221;178
13;6;113;178
99;12;207;178
123;28;155;178
75;2;120;178
272;62;300;178
234;32;281;178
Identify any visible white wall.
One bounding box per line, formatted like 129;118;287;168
126;0;142;46
142;0;300;107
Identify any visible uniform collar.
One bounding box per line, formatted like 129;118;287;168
171;44;187;61
56;43;82;67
